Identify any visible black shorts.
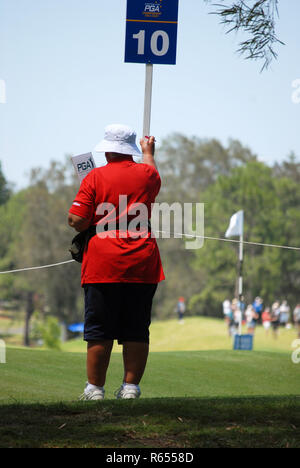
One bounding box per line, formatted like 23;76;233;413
83;283;157;344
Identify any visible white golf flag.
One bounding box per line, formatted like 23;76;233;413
225;210;244;238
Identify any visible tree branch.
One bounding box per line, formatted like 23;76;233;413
204;0;284;70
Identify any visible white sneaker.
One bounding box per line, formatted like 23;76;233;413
79;383;105;401
115;384;141;399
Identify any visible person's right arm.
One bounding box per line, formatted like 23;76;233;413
68;213;91;232
68;171;95;230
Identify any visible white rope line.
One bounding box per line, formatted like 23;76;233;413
0;231;298;275
157;231;300;251
0;259;75;275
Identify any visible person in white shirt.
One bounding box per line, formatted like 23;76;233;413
279;300;290;328
293;304;300;338
245;304;259;335
223;299;233;336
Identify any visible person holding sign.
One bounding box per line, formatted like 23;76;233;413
68;124;164;400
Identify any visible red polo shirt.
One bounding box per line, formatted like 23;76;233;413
69;156;165;285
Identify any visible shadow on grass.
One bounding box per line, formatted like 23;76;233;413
0;396;299;448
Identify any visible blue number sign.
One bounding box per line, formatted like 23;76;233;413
125;0;179;65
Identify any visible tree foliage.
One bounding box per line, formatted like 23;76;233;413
189;159;300;316
0;158;82;345
153;135;258;319
155;135;300;318
205;0;283;69
0;161;11;206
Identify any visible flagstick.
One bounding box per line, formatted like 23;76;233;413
237;210;244;336
238;232;244;335
143;63;153;138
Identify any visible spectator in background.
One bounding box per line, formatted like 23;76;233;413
271;301;281;339
238;295;246;322
279;300;290;328
245;304;259;335
223;299;233;336
293;304;300;338
176;297;186;324
252;296;263;323
262;307;272;335
232;298;242;333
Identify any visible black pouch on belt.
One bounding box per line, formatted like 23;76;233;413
69;221;152;263
69;225;97;263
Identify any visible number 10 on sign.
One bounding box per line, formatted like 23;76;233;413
133;30;170;58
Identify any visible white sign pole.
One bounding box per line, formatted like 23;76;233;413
143;63;153;138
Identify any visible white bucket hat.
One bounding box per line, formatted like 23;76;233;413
94;124;142;156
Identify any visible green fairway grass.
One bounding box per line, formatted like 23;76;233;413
0;347;298;403
0;347;299;448
61;316;298;354
0;317;299;448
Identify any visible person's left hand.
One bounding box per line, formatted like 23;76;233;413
140;136;155;156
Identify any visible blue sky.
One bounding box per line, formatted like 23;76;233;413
1;0;300;189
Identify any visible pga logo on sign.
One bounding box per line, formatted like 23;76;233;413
144;2;161;14
77;157;95;174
